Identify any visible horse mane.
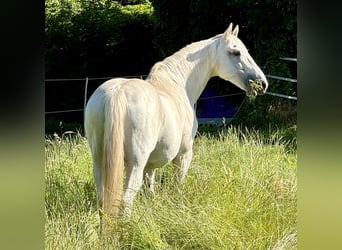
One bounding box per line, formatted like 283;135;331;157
146;34;222;95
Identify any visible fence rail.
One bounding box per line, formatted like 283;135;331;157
45;58;297;114
265;91;297;100
265;74;297;83
45;109;85;114
264;56;297;100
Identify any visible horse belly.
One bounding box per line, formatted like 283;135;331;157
146;139;180;168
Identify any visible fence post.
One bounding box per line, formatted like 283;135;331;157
84;77;89;110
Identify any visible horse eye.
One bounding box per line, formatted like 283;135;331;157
229;49;241;56
232;49;241;56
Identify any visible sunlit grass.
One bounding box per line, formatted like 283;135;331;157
45;126;296;249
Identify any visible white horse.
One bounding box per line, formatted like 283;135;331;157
84;23;268;220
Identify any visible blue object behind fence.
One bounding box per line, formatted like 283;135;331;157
197;89;241;119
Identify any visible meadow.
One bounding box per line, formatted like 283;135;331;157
45;125;297;249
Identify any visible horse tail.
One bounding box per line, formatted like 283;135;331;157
102;88;126;217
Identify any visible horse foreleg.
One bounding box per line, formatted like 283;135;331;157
173;148;193;183
144;168;156;193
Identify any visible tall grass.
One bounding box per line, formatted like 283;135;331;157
45;126;296;249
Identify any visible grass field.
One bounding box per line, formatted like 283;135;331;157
45;125;297;249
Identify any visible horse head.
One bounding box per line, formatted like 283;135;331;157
214;23;268;97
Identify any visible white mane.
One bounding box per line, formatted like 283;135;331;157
146;35;221;104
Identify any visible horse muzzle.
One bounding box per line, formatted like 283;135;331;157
247;78;268;96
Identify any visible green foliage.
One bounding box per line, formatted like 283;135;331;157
45;0;296;78
150;0;227;57
230;103;297;159
150;0;296;59
45;0;155;77
45;127;296;249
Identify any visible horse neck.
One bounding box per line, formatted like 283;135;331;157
147;37;219;106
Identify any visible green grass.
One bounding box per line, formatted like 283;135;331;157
45;126;297;249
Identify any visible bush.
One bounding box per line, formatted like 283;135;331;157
45;0;156;78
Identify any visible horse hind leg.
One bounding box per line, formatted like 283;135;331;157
93;163;103;214
86;134;105;225
122;155;150;218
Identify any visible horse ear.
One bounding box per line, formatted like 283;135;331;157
224;23;234;40
227;23;233;34
232;25;239;37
